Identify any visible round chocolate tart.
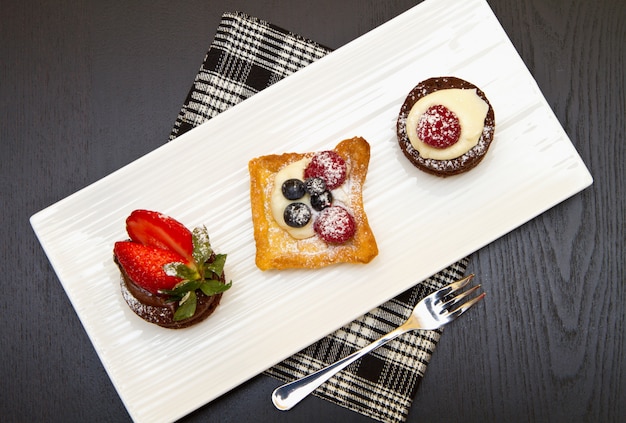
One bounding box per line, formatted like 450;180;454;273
115;255;225;329
396;76;495;177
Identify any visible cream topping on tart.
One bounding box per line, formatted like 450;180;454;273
405;88;489;160
270;151;354;243
271;158;315;239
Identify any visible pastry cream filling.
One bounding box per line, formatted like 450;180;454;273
270;157;351;240
405;88;489;160
271;158;315;239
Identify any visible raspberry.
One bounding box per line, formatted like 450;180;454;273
314;206;356;244
304;151;347;190
417;104;461;148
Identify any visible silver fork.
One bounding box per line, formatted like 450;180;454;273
272;274;485;411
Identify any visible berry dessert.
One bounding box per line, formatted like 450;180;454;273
113;210;231;329
397;76;495;176
248;137;378;270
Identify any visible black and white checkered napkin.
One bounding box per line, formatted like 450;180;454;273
169;12;470;423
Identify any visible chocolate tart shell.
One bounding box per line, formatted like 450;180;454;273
115;255;225;329
396;76;495;177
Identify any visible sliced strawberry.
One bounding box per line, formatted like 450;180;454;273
126;210;193;262
114;241;185;295
313;206;356;244
417;104;461;148
304;151;347;190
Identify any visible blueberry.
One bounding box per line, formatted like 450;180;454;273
304;177;326;196
282;179;306;200
283;202;311;228
310;190;333;211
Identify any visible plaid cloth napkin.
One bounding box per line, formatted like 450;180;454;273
169;12;470;423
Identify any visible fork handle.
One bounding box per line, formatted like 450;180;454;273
272;324;411;410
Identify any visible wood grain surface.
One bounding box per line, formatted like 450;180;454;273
1;0;624;422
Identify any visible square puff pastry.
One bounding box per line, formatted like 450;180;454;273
248;137;378;270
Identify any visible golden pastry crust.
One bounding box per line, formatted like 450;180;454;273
248;137;378;270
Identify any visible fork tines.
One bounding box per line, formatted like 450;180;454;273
438;274;486;317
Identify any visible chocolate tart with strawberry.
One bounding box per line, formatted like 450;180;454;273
397;76;495;176
248;137;378;270
113;210;231;329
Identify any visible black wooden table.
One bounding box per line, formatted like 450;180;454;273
2;1;624;422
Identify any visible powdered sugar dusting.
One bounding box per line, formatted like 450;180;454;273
120;276;171;323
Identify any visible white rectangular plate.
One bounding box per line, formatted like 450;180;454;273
30;0;592;421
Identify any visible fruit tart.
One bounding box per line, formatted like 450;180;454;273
248;136;378;270
113;210;231;329
397;76;496;176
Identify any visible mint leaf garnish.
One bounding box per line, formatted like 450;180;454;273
200;280;232;296
163;262;200;281
173;291;197;321
205;253;227;276
192;226;213;267
159;226;232;322
160;279;204;299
